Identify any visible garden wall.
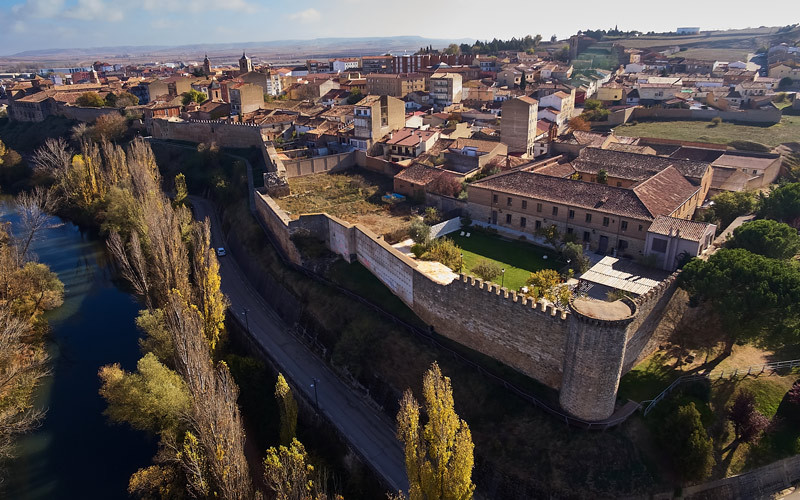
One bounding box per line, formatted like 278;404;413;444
283;152;356;178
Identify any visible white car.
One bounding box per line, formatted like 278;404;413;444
216;247;226;257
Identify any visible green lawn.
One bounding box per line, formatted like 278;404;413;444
448;229;563;291
615;117;800;148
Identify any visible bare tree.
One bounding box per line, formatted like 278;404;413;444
15;187;59;262
31;137;72;177
107;231;152;309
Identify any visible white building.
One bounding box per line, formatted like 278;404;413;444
644;216;716;271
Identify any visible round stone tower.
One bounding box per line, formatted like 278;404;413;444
559;297;636;421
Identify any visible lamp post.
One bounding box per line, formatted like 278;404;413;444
501;268;505;288
242;307;250;335
310;378;319;411
460;253;464;273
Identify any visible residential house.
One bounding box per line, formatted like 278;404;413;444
366;73;425;98
497;68;523;88
443;138;507;173
430;73;463;107
383;128;440;161
644;216;716;270
332;58;360;73
735;81;770;106
769;63;800;83
361;55;394;74
351;94;405;150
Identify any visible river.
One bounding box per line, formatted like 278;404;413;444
0;199;156;499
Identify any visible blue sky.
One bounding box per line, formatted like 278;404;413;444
0;0;797;55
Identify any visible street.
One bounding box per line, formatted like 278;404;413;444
189;196;408;493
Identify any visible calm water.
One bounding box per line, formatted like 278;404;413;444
1;199;155;499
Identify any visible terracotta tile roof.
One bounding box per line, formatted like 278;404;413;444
670;146;726;162
632;166;699;217
448;138;501;154
574;147;709;182
711;153;779;171
395;164;444;185
320;104;355;119
648;215;714;242
472;170;653;220
386;128;438;146
533;161;576;178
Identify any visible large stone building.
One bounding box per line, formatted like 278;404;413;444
361;55;394;74
365;73;426;98
501;96;539;156
467;151;706;257
351;94;405;150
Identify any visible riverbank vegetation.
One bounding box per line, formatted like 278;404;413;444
0;189;64;484
29;136;346;499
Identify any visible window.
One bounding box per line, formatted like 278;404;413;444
618;239;628;251
507;197;512;206
651;238;668;253
536;203;542;212
616;182;622;187
552;206;558;216
585;213;592;223
568;209;575;219
520;217;527;228
522;200;527;209
535;220;542;230
567;227;573;234
638;224;643;232
493;194;498;203
583;231;591;242
506;214;512;224
621;221;628;231
603;217;610;227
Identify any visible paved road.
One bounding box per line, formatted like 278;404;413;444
189;196;408;493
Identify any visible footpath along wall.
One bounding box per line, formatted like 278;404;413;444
253;189;682;421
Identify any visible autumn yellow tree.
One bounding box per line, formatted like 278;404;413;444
275;373;298;445
191;218;226;351
396;362;475;500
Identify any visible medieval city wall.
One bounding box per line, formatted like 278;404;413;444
148;118;268;148
253;188;682;420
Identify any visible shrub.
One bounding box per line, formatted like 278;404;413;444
728;391;769;443
423;206;441;225
422;237;461;270
76;91;105;107
90;113;128;141
408;218;431;244
410;243;426;258
561;242;589;273
460;214;472;228
428;174;462;198
710;116;722;127
470;259;501;282
661;402;715;481
526;269;562;301
776;379;800;424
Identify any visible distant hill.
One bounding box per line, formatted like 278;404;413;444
0;36;475;68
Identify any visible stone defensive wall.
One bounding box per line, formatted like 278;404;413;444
148;118;270;149
254;187;682;422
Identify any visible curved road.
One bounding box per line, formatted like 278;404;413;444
190;196;408;493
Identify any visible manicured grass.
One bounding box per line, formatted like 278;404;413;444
449;229;563;291
615;117;800;148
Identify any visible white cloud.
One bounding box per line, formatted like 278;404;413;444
63;0;123;21
288;8;320;23
141;0;257;13
11;0;65;18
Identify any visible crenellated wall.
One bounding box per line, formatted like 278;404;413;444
253;188;682;421
148;117;269;148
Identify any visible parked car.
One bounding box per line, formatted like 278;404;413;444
216;247;226;257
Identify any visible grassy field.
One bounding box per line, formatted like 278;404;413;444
277;170;414;237
676;47;753;62
615;116;800;148
449;229;563;291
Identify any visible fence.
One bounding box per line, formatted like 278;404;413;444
641;358;800;416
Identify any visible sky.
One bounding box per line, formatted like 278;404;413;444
0;0;797;55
